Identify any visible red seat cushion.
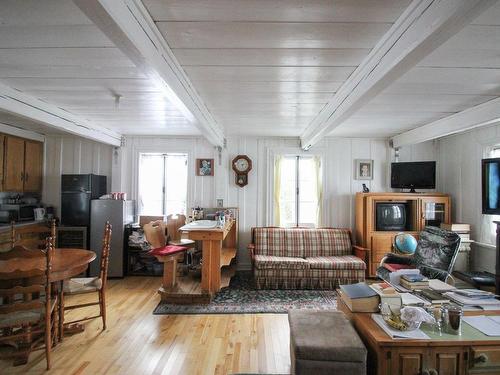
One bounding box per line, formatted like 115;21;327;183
383;263;415;272
148;245;188;257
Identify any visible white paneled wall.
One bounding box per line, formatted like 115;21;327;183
117;135;396;269
437;124;500;273
43;135;113;214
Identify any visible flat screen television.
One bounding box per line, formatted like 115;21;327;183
482;157;500;214
391;161;436;192
376;203;407;231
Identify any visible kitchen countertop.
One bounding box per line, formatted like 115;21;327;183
0;220;48;231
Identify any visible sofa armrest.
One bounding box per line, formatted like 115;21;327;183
352;245;370;263
248;244;256;266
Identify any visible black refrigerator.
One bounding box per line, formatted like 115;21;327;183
61;174;107;227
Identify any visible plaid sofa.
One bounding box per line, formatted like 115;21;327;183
248;227;366;289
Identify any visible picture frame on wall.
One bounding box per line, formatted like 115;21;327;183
355;159;373;180
196;158;214;176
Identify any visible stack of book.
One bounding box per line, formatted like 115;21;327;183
399;274;429;290
414;289;450;305
440;223;473;272
370;282;402;309
339;282;380;312
443;289;500;309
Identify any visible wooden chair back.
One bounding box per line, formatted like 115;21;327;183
143;221;167;249
99;222;112;288
166;214;187;242
11;219;57;250
0;238;53;319
139;215;164;227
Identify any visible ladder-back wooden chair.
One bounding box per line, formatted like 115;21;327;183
11;219;56;249
63;222;112;330
144;221;188;290
166;214;195;248
0;238;57;370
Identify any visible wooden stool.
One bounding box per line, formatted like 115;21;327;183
149;245;188;289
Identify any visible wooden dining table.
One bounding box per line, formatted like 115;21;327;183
0;247;96;365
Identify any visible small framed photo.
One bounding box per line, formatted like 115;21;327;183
196;158;214;176
355;159;373;180
216;199;224;208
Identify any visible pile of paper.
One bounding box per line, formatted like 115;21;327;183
444;289;500;309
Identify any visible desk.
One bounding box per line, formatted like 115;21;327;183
157;220;237;304
338;298;500;375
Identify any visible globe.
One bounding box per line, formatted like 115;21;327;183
394;233;418;254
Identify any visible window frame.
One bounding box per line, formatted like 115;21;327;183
131;145;194;217
266;147;326;227
137;152;189;216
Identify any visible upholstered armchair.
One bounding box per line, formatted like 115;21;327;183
377;226;461;283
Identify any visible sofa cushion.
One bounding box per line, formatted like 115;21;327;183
306;255;366;270
320;229;352;256
253;228;304;257
254;255;309;270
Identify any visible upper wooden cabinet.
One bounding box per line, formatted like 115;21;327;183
23;141;43;192
3;135;43;193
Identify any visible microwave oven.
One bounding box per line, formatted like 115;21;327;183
1;204;37;221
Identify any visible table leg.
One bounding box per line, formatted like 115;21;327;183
210;241;221;293
201;240;212;294
162;256;177;289
58;281;64;342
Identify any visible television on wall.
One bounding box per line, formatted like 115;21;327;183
391;161;436;192
482;157;500;215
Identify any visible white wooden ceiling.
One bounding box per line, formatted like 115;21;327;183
0;0;199;136
143;0;412;136
332;2;500;137
0;0;499;140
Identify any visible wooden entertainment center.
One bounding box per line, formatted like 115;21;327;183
355;192;451;277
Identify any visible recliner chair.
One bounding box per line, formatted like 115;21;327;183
377;226;461;283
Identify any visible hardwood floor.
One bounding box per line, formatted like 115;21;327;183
2;277;291;375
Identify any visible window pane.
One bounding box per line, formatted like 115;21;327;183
138;154;164;215
279;157;297;227
299;157;319;227
165;154;188;215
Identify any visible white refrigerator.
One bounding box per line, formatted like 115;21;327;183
90;200;135;278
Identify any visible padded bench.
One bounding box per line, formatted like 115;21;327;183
288;310;367;375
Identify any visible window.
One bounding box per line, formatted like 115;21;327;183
274;155;322;227
138;153;188;216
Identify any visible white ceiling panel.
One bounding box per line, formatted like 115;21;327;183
144;0;411;23
0;0;197;138
158;22;393;49
172;48;370;67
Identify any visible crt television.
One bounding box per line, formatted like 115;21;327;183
376;203;407;231
391;161;436;192
482;157;500;214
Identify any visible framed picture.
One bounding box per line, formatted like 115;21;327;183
196;158;214;176
355;159;373;180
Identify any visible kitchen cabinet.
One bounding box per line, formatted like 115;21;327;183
23;140;43;192
3;135;43;193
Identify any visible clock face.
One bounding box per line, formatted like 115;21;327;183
234;158;249;172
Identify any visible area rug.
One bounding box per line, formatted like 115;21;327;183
153;272;337;315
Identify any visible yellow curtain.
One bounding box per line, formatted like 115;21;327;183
273;155;282;226
314;156;323;227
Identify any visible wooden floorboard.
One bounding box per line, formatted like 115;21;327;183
1;277;291;375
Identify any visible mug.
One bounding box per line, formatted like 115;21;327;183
34;207;46;221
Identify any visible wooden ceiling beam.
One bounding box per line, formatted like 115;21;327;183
391;97;500;148
75;0;225;148
0;82;122;146
300;0;497;150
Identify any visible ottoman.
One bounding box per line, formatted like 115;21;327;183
288;310;367;375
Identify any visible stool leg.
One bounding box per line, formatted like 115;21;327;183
162;257;177;289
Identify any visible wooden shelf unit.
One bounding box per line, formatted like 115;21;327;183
355;192;451;277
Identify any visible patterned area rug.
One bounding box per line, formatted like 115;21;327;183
153;272;337;315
